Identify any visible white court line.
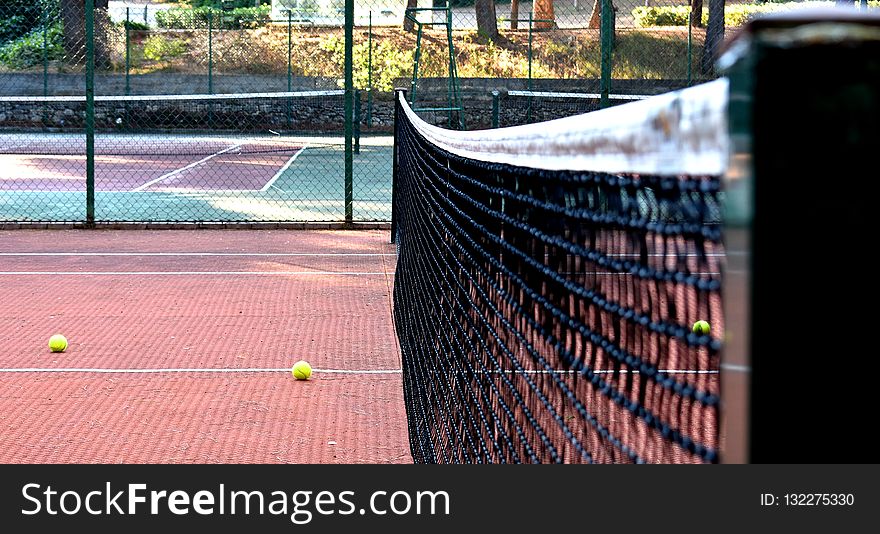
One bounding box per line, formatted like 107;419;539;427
0;271;390;276
0;367;715;374
603;253;726;257
262;145;308;192
0;253;396;257
0;368;401;374
131;143;242;192
720;363;750;373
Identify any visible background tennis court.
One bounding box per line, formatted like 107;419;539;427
1;132;393;222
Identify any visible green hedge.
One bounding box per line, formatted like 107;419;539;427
155;5;271;29
1;0;59;45
0;21;63;69
631;2;880;28
187;0;270;8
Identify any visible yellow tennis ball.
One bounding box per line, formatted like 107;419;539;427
291;360;312;380
692;320;710;336
48;334;68;353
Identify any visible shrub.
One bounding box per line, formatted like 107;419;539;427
155;6;271;30
631;2;817;28
143;35;187;62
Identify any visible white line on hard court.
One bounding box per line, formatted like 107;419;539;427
262;145;308;191
130;143;243;192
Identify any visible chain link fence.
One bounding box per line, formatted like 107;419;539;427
1;0;875;223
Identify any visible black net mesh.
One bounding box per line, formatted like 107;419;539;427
392;92;723;463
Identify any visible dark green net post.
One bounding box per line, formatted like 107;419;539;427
718;8;880;464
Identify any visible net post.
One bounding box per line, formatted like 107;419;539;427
85;0;96;227
717;9;880;464
391;88;407;244
491;90;500;128
344;0;354;225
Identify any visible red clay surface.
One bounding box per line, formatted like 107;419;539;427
0;229;411;464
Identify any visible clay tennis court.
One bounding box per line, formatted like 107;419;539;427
0;229;412;463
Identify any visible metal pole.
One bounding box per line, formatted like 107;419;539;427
528;13;533;91
42;6;48;99
491;90;499;128
125;8;131;96
85;0;96;226
447;4;454;127
344;0;354;224
208;10;213;94
287;9;292;128
391;88;407;244
527;13;533;122
599;0;613;109
354;89;361;155
367;11;373;127
687;7;693;86
411;22;423;106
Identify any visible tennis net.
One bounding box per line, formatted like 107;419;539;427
392;79;727;463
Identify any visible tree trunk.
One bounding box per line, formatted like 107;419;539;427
701;0;725;74
511;0;520;30
62;0;85;64
403;0;419;32
588;0;614;30
94;1;112;70
533;0;556;31
62;1;111;69
475;0;498;39
691;0;703;28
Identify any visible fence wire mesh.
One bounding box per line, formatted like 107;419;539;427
1;0;876;223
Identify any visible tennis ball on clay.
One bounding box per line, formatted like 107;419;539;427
48;334;68;353
692;320;710;336
291;360;312;380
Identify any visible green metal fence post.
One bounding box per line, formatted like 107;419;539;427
42;6;48;98
367;11;373;127
528;13;533;91
599;0;613;109
208;10;214;94
42;5;48;126
125;8;131;96
687;9;693;86
85;0;96;226
492;90;500;128
344;0;354;224
354;89;361;154
287;9;292;128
